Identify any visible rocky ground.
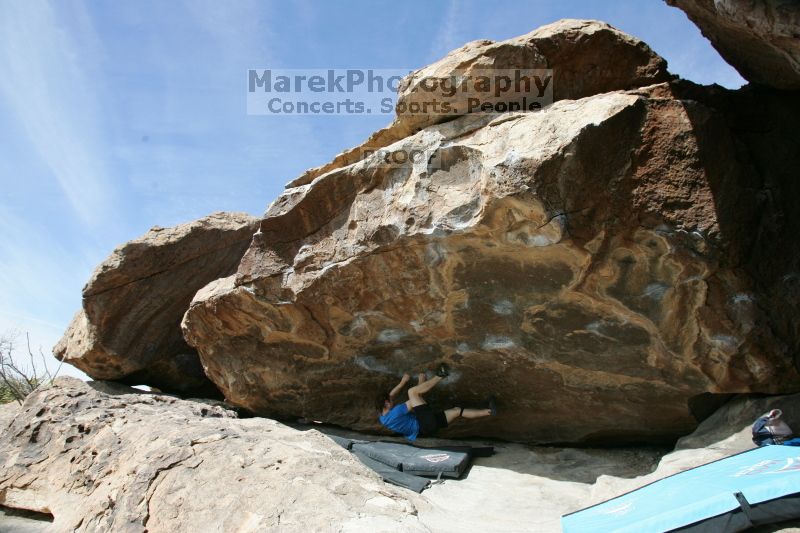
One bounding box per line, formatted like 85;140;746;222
2;378;800;532
310;389;800;532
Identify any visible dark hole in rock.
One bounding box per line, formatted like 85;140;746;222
688;392;735;422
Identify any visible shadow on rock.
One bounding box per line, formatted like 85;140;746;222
291;421;667;484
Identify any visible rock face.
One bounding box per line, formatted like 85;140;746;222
55;213;258;397
666;0;800;90
0;378;425;532
289;19;670;188
0;402;19;431
661;82;800;376
182;22;800;443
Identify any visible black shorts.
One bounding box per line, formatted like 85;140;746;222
413;403;448;437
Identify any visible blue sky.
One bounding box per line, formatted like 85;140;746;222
0;0;744;380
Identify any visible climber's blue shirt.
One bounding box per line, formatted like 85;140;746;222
379;403;419;441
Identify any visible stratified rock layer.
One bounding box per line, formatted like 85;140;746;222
666;0;800;90
55;212;258;396
182;77;800;442
0;378;425;533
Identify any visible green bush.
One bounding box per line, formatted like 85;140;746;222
0;376;43;404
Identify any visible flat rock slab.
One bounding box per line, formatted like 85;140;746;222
0;378;426;532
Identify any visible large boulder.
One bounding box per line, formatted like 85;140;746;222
288;19;670;188
665;0;800;90
0;378;425;532
182;76;800;443
55;212;258;396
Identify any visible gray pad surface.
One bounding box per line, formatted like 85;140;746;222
351;441;470;478
352;451;431;493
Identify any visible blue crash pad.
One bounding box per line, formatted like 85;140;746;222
562;445;800;532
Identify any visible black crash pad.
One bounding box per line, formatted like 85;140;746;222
352;451;431;493
326;434;364;450
351;441;471;478
325;435;494;492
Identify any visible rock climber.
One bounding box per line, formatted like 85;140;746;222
377;363;496;441
752;409;800;446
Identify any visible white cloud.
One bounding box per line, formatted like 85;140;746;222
428;0;465;63
0;1;116;227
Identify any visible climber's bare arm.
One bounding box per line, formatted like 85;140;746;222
388;373;410;401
